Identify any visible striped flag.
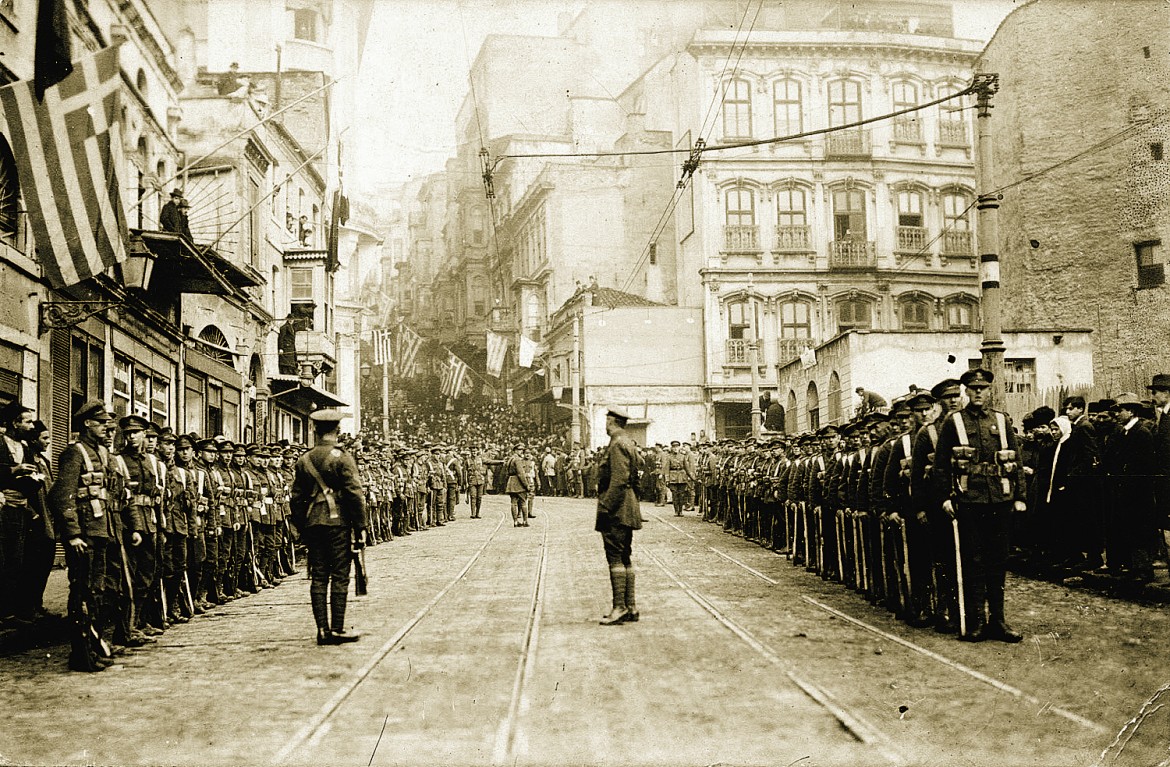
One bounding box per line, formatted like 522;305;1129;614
371;329;393;367
0;46;127;288
485;330;508;378
394;324;423;379
441;352;470;399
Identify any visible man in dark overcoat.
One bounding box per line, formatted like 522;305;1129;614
596;407;643;625
1102;393;1158;583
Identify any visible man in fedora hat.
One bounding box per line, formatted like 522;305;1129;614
160;189;184;235
1103;393;1159;584
595;407;643;624
932;368;1027;642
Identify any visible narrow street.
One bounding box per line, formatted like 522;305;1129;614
2;494;1167;767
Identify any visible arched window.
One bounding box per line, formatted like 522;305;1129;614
942;191;974;256
197;326;234;365
832;188;867;240
900;298;931;330
775;187;808;251
837;299;872;333
936;83;969;146
828;371;842;423
0;136;20;243
726;299;759;340
722;78;752;139
827;80;862;126
786;390;798;433
773;79;802;136
945;298;978;330
807;381;820;431
724;187;757;252
471;277;487;316
526;293;542;338
778;300;811;339
892;81;920;141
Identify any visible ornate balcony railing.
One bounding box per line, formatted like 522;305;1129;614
776;338;810;366
725;338;765;366
896;225;927;253
723;224;760;253
938;119;969;147
829;238;876;269
774;224;811;252
825;129;871;158
892;117;922;143
942;229;974;256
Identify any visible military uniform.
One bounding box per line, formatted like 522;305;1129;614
596;408;642;625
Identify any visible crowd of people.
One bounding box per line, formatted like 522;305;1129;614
693;371;1170;645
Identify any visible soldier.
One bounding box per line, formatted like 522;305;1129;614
227;443;253;595
0;401;43;622
290;409;366;645
158;431;192;623
596;407;642;625
912;378;961;634
444;445;462;522
112;414;163;638
178;435;208;615
49;401;118;672
246;445;275;588
466;446;486;519
428;446;446;527
665;441;689;517
932;368;1026;643
197;440;229;606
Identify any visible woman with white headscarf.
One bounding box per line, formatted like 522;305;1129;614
1046;415;1077;565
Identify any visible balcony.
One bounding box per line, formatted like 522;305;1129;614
725;338;765;367
295;329;336;364
942;230;974;258
938;119;969;147
774;225;812;252
723;224;760;253
896;225;927;253
776;338;810;366
825;129;871;158
892;117;922;143
829;238;876;269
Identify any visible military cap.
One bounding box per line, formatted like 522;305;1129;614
865;411;890;424
144;422;160;437
283;447;300;457
74;399;112;423
818;425;840;436
233;443;247;455
960;368;993;388
159;429;177;443
119;414;150;433
930;379;962;399
175;434;194;449
196;438;218;452
670;439;681;446
217;440;236;453
840;422;859;436
889;397;912;416
309;408;347;423
245;443;264;456
908;391;936;409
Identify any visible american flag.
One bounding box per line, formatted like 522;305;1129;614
485;330;508;378
371;329;393;367
441;351;470;399
394;323;424;378
0;46;127;288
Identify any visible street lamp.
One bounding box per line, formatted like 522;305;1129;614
360;361;372;380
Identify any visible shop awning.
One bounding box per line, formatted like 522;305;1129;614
134;230;238;296
269;379;348;414
202;247;264;288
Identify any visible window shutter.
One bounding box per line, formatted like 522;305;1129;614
51;329;72;464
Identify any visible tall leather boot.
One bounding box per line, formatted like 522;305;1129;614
624;567;638;622
984;583;1022;642
599;565;628;625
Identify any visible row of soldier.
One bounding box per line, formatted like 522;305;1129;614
697;370;1028;643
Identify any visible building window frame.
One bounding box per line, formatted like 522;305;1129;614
722;78;753;140
1136;240;1165;289
773;78;802;137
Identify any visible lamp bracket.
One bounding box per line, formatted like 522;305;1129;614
39;301;123;334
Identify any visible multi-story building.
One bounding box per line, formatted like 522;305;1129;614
981;0;1170;393
640;1;987;435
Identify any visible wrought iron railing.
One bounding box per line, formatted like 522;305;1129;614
726;338;765;366
776;338;809;365
893;118;922;143
774;224;811;252
896;225;927;253
829;238;876;269
942;229;974;256
723;224;760;253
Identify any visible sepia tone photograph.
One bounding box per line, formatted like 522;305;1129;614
0;0;1168;765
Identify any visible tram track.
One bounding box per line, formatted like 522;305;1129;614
273;510;511;763
651;511;1111;737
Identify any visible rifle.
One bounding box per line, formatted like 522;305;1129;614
246;523;263;587
352;531;368;596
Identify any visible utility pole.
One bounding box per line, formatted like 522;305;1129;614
973;73;1005;406
748;330;761;439
571;313;581;446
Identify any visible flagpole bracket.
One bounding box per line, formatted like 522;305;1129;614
39;301;123;334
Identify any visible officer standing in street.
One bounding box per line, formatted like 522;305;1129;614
595;407;642;625
665;440;689;517
932;368;1026;643
290;409;366;645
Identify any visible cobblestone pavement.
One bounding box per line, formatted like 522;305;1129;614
1;494;1167;767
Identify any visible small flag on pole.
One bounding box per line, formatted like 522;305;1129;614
395;324;423;378
518;335;538;368
486;331;508;378
441;352;470;399
0;46;128;288
372;329;392;367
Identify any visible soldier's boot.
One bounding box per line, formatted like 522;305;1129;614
983;585;1022;643
599;565;628;625
68;621;106;672
623;567;638;622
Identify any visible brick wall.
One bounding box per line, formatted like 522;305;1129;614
981;0;1170;390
